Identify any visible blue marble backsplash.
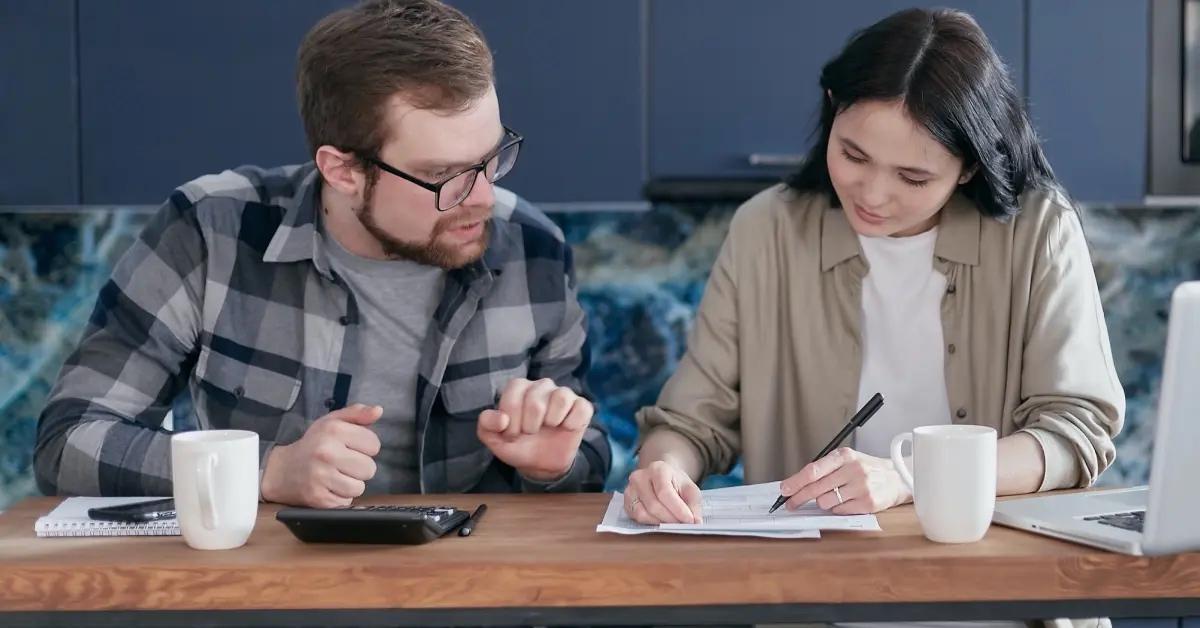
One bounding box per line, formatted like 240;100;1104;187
2;202;1199;509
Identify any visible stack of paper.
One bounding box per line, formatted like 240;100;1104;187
597;481;880;539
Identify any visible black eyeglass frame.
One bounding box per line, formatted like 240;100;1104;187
363;126;523;212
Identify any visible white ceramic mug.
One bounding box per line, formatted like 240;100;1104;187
890;425;996;543
171;429;259;550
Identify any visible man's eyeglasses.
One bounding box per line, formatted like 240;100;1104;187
365;127;523;212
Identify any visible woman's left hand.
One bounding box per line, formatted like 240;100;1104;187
778;447;912;514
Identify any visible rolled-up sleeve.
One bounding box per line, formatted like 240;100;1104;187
35;196;206;496
1014;208;1125;491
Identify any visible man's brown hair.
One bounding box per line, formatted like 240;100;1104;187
297;0;494;164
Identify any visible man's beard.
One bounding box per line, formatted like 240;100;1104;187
354;191;491;270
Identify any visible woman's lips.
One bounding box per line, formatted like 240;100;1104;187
853;203;888;225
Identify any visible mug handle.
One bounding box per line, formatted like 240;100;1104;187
890;432;916;493
196;453;220;531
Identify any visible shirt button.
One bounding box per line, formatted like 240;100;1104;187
948;344;957;355
956;408;968;420
325;397;336;410
338;315;351;326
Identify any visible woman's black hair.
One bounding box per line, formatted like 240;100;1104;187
787;8;1057;220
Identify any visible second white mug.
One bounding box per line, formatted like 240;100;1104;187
890;424;997;543
171;429;260;550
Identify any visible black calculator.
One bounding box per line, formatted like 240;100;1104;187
276;505;470;545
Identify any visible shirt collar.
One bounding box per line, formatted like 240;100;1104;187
263;164;326;271
820;192;981;271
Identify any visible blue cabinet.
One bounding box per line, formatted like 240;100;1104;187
450;1;644;205
4;0;1155;206
1027;0;1148;204
648;0;1026;181
77;0;342;204
1112;620;1180;628
0;0;79;205
75;0;643;206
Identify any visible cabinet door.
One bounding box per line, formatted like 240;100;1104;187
1111;620;1180;628
450;1;644;205
78;0;643;206
1028;0;1148;203
648;0;1025;180
0;0;79;205
78;0;346;204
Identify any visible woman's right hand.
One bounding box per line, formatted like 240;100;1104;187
624;460;704;524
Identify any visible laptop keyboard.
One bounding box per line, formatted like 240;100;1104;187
1083;510;1145;532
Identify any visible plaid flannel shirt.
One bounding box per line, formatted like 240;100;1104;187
35;163;610;496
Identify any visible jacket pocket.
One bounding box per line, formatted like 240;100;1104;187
194;344;302;415
439;353;529;419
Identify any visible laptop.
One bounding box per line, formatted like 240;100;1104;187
993;281;1200;556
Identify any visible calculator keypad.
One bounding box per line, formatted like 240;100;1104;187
347;505;459;523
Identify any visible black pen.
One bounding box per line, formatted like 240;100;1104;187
458;504;488;537
767;392;885;514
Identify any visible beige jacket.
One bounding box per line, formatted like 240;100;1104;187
637;185;1125;491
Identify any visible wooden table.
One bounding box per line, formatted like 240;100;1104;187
2;493;1199;627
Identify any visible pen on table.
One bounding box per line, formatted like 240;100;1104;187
767;392;885;514
458;504;488;537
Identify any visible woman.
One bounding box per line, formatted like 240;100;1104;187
625;7;1124;526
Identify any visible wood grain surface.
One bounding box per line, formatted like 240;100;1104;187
2;493;1198;612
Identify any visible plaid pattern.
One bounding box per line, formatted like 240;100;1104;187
35;163;610;496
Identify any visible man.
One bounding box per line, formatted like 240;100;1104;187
34;0;610;507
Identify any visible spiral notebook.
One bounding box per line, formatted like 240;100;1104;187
34;497;180;537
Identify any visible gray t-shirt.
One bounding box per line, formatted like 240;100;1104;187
321;228;445;494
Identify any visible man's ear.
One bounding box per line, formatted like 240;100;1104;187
315;146;366;197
